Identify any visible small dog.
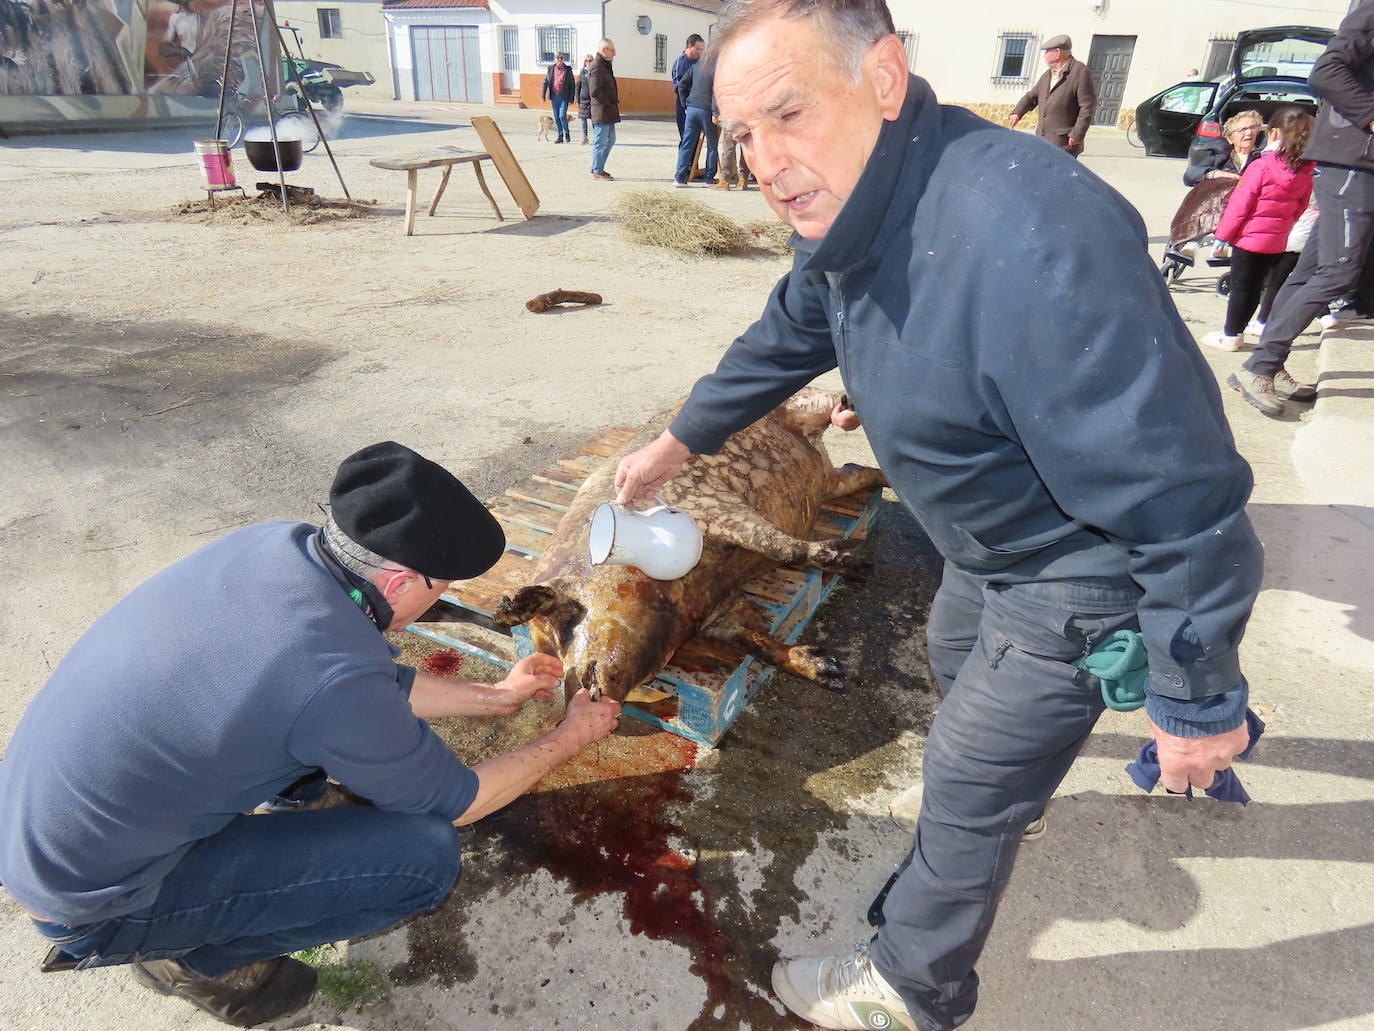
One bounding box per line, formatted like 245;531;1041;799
537;115;556;141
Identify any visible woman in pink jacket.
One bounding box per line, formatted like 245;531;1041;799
1204;106;1316;352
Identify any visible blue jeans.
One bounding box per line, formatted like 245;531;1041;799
33;807;461;979
591;122;616;174
675;105;718;183
869;562;1141;1030
551;95;570;138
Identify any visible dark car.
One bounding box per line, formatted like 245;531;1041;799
1134;25;1335;159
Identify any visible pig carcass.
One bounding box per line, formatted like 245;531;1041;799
493;389;887;702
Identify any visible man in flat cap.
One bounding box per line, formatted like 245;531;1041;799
1008;34;1098;156
0;442;621;1028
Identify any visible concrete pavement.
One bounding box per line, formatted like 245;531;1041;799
0;108;1371;1031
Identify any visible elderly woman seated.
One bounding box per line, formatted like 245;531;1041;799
1183;109;1265;187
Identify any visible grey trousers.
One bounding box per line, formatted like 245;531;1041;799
869;562;1141;1030
719;131;749;183
1247;163;1374;377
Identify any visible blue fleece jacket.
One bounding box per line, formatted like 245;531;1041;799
0;522;478;925
669;76;1263;736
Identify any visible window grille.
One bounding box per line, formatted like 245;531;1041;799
992;31;1037;84
654;33;667;73
537;26;575;65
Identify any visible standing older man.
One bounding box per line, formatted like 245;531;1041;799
587;38;621;180
0;442;620;1028
614;1;1261;1029
1008;34;1098;156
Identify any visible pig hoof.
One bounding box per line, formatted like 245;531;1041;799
787;646;846;690
810;544;873;578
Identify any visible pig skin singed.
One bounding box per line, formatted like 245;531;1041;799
493;389;887;702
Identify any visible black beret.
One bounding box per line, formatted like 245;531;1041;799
330;441;506;581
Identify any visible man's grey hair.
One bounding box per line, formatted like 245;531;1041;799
323;515;404;580
710;0;896;81
599;37;615;50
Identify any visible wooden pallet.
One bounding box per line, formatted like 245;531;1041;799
405;426;881;746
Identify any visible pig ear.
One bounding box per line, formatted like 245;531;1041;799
494;581;571;627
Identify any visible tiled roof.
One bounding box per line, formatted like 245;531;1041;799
383;0;487;8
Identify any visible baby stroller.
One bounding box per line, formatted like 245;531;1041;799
1159;176;1241;296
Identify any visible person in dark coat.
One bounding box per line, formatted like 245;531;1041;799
615;2;1262;1029
1183;109;1264;186
587;39;620;180
576;53;594;144
540;52;577;143
1008;34;1098;157
671;34;705;141
1236;2;1374;416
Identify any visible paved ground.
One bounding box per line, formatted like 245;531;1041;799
0;101;1371;1031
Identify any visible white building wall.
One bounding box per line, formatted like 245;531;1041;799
487;0;600;72
274;0;393;99
385;6;497;103
603;0;716;81
888;0;1348;119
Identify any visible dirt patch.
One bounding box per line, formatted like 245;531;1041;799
167;193;381;226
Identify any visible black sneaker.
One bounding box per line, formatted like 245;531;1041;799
130;956;317;1028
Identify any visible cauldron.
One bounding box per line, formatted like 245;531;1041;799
243;137;303;173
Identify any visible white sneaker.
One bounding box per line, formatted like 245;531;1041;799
888;782;923;831
1319;313;1340;331
1201;331;1245;352
1245;319;1265;337
772;943;918;1031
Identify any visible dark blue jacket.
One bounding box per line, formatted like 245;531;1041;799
679;56;714;112
0;522;477;924
669;77;1262;725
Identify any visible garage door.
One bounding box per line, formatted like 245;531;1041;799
412;25;482;103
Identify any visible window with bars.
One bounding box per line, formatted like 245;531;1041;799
317;8;342;39
894;29;918;72
654;33;667;73
537;26;576;65
992;32;1036;83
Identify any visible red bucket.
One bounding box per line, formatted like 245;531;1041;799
193;139;236;189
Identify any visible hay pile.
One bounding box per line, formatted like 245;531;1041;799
170;194;379;226
613;189;793;257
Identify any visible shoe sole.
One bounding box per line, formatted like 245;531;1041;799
130;960;317;1029
1226;373;1286;417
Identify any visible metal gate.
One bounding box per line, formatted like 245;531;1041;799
1086;34;1137;126
412;25;482;103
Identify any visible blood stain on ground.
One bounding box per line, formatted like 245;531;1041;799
421;649;466;676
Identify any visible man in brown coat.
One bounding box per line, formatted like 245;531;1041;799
1008;34;1097;157
587;38;621;180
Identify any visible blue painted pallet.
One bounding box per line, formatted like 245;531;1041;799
405;426;881;746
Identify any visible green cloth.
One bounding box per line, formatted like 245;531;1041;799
1075;630;1148;711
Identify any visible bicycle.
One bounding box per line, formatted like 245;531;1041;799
1125;114;1143;149
213;78;320;153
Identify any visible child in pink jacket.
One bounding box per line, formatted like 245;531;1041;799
1204;106;1315;352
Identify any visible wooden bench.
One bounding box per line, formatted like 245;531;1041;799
369;147;504;236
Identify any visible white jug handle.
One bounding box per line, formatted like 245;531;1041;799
654;493;678;513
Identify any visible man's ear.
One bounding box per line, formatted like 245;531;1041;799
869;34;910;121
380;569;419;603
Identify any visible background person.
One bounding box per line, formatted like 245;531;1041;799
1204;107;1315;352
1233;3;1374;417
1007;34;1097;157
541;52;576;143
587;39;620;180
672;34;705;141
615;1;1262;1029
576;53;594;143
0;442;620;1028
1184;109;1265;187
674;53;719;187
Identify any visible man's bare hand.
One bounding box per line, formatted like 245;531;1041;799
830;401;861;431
558;688;622;749
614;430;692;505
1007;114;1021;129
1147;717;1251;793
490;654;563;714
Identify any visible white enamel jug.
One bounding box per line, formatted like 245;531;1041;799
588;497;703;581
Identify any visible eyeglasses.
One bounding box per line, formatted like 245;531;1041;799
1230;125;1262;135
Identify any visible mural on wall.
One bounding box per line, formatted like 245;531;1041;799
0;0;267;97
144;0;268;95
0;0;137;94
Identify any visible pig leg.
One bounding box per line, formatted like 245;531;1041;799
702;600;845;691
493;581;577;628
693;500;869;575
826;463;887;500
